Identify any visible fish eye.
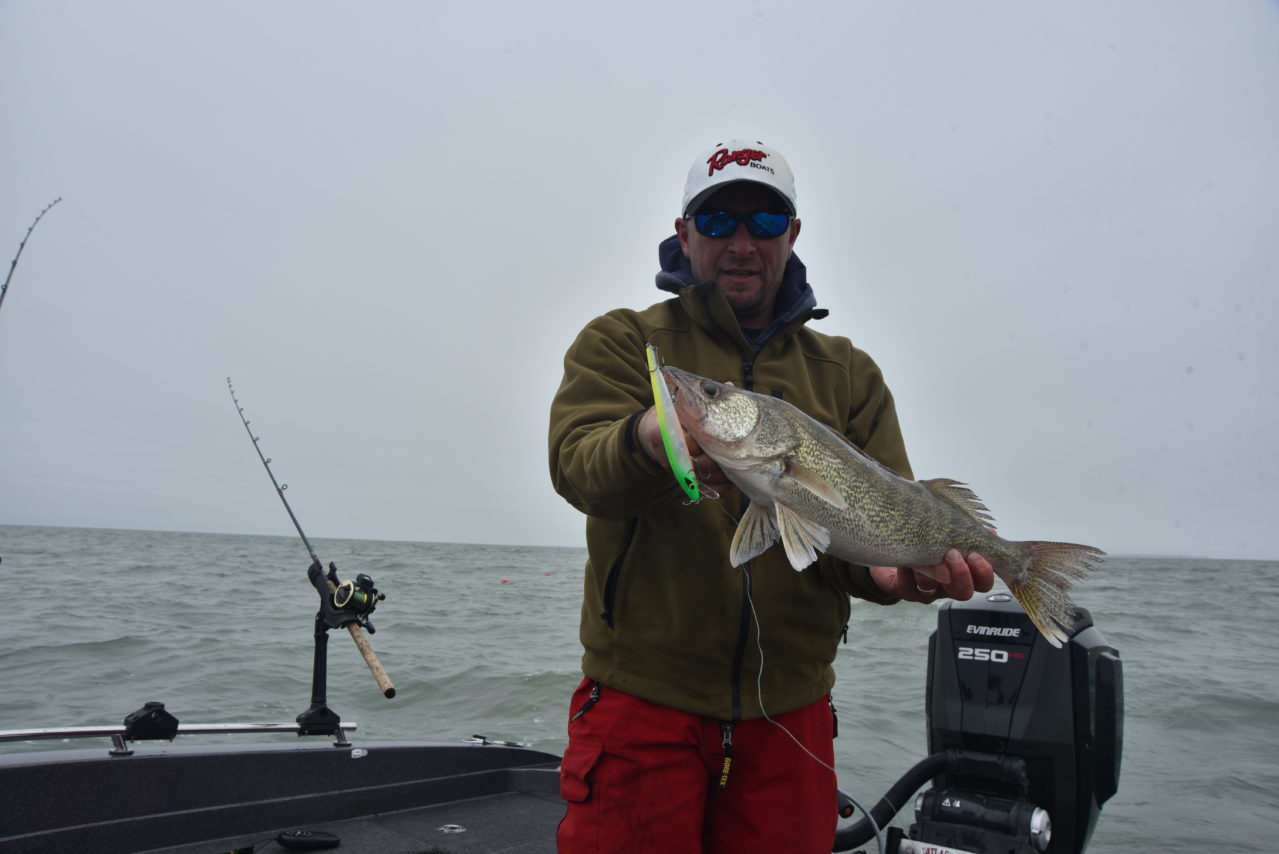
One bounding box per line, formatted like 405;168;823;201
701;382;719;398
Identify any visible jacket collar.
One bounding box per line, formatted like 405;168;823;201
654;234;827;351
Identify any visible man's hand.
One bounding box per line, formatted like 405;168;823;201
870;550;995;603
637;407;735;496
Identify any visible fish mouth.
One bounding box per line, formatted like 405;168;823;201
661;367;705;422
663;373;688;415
661;367;684;395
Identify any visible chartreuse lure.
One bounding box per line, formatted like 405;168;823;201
645;344;702;502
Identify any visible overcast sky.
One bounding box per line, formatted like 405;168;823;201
2;1;1276;561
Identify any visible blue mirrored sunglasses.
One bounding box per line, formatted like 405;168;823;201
691;210;791;239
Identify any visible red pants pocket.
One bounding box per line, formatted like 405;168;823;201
559;734;604;803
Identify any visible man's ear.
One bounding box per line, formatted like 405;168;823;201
674;217;692;256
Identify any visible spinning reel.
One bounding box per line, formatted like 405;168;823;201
308;560;386;633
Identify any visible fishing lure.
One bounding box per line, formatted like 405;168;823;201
646;344;715;502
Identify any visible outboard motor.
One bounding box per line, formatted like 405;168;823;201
911;592;1123;853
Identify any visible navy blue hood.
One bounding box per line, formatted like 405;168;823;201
654;233;822;348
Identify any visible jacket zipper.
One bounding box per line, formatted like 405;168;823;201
729;559;753;722
570;681;602;722
728;354;757;724
717;721;736;789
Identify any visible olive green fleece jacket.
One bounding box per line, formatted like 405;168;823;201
548;281;913;722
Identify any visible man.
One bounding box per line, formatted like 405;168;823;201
548;139;993;853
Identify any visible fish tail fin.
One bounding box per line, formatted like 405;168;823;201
1005;541;1106;648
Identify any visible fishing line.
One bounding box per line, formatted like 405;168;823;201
706;500;827;768
743;588;837;774
707;498;884;850
743;558;886;854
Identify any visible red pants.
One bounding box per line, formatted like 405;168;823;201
557;679;837;854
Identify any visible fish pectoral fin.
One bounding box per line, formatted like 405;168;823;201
729;503;779;567
775;502;830;571
782;460;848;510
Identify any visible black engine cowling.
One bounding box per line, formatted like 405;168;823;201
917;592;1123;853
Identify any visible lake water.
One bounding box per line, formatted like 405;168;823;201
1;524;1274;852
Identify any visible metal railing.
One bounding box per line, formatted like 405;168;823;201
0;721;358;755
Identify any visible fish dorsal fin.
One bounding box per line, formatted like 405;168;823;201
920;478;996;526
729;502;779;567
782;458;848;510
775;502;830;571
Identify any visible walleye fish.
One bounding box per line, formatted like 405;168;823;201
664;366;1103;648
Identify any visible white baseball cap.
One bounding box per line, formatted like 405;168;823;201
681;139;797;217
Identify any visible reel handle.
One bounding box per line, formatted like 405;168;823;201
339;606;396;699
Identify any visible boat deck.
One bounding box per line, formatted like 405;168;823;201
153;786;564;854
0;738;564;854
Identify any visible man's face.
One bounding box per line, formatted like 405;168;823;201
674;182;801;329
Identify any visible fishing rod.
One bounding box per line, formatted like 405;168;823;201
1;197;62;317
227;377;396;702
